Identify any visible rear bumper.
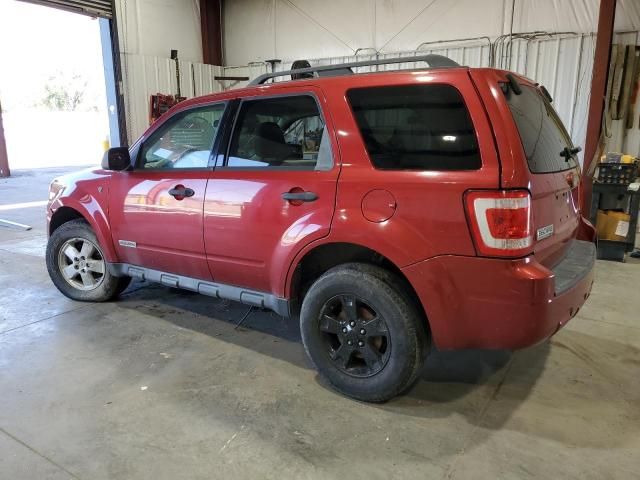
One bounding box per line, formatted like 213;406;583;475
402;240;596;350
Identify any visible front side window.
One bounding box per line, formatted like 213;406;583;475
227;95;333;170
347;84;481;170
506;85;578;173
139;103;225;169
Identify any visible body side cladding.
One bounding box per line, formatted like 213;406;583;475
108;263;290;318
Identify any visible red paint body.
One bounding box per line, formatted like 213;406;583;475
47;67;596;350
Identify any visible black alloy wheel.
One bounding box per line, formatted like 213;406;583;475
318;293;391;377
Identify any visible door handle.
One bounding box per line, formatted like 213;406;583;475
168;185;195;199
281;191;318;202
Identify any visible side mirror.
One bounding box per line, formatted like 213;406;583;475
101;147;131;171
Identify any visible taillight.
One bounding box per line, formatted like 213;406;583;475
464;190;534;257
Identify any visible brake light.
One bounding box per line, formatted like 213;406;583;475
465;190;534;257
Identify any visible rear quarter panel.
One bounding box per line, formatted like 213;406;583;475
313;70;501;266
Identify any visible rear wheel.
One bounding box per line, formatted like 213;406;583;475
300;263;427;402
46;219;130;302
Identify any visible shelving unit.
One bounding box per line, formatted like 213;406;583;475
589;182;640;261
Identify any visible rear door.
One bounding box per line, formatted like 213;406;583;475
203;88;340;294
503;83;581;267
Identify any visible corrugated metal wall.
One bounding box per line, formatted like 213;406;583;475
122;31;640;164
269;34;598;164
121;54;227;142
223;0;640;66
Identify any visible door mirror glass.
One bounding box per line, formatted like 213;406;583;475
102;147;131;171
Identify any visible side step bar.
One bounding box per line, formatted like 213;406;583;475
109;263;290;317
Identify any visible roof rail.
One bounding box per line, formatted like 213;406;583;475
248;54;460;86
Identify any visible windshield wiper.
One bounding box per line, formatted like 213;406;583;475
560;146;581;161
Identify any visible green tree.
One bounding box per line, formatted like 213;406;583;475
40;71;92;111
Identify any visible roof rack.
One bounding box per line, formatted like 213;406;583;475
248;54;460;86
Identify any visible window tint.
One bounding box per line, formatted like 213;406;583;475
139;104;225;169
227;95;332;170
347;85;481;170
506;85;577;173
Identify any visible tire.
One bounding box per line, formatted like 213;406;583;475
46;219;130;302
300;263;428;402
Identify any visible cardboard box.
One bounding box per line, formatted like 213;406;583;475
596;210;630;241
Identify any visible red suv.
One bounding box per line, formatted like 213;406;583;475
46;55;596;402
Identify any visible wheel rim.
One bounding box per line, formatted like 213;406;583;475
57;237;106;291
318;294;391;378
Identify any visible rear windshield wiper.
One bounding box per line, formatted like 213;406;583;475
560;146;581;161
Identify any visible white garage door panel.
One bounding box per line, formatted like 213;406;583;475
18;0;112;18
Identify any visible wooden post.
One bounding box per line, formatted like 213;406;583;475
581;0;616;213
0;100;9;178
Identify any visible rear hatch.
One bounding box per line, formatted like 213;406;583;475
504;81;581;268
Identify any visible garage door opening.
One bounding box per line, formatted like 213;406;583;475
0;1;121;172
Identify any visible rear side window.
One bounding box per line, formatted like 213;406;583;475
227;95;333;170
347;85;481;170
506;85;578;173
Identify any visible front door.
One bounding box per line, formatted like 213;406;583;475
109;103;226;280
203;90;340;294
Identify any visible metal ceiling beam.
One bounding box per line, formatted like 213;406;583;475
581;0;616;212
200;0;224;65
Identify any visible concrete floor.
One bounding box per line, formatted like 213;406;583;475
1;167;639;480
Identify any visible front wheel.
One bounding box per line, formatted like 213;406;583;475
300;263;427;402
46;219;131;302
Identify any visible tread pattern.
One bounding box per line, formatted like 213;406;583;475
300;262;429;402
46;219;130;302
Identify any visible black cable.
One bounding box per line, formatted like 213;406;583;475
235;306;254;330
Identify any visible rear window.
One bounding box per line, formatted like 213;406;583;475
347;85;481;170
506;85;578;173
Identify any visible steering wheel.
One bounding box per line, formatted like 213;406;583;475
173;146;198;165
182;115;212;130
170;116;214;166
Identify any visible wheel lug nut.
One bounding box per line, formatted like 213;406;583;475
350;321;355;327
74;265;79;269
347;340;353;346
81;256;85;260
342;327;347;333
358;340;364;347
360;329;366;335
